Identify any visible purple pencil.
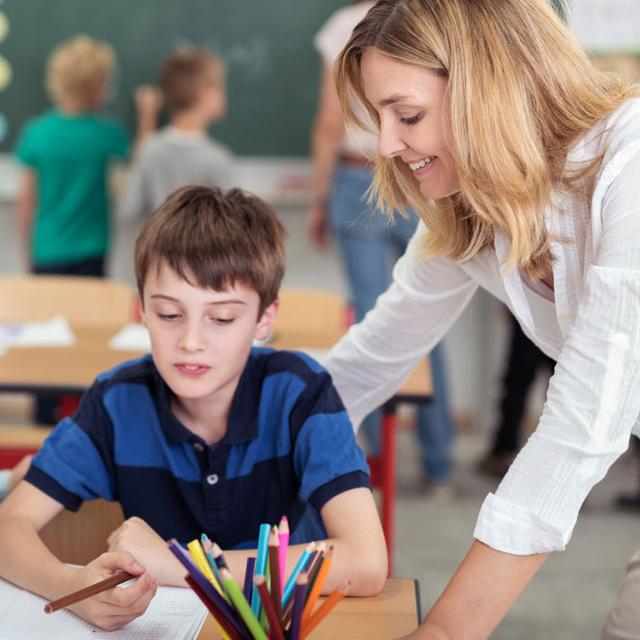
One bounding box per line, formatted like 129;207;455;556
289;572;309;640
243;556;256;602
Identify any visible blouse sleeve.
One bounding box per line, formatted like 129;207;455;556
324;223;478;427
475;149;640;554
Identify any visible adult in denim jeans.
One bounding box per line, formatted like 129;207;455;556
310;2;454;492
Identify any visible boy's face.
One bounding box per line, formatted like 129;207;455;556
141;260;277;412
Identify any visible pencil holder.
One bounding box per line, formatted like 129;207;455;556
168;518;346;640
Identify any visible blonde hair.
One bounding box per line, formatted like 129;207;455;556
46;35;115;109
335;0;640;276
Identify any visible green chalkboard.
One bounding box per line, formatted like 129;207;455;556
0;1;346;155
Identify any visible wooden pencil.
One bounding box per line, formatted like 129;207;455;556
254;575;285;640
185;575;239;640
300;584;347;639
268;526;283;621
301;546;333;623
44;571;134;613
289;572;309;640
278;515;289;590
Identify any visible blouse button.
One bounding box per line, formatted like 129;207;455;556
206;473;219;486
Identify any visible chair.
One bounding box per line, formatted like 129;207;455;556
0;275;136;327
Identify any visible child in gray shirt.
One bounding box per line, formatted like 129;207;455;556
120;48;234;219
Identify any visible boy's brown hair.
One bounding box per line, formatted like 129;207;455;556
159;48;223;113
135;186;286;316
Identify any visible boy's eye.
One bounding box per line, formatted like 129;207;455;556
157;313;180;321
213;317;234;325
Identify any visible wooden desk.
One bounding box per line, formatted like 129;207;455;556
198;579;420;640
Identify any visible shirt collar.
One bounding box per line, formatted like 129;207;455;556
151;351;262;446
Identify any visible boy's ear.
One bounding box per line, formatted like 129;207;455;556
254;299;279;342
137;295;148;328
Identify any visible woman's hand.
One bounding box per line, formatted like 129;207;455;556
307;202;331;248
67;551;157;630
107;516;185;585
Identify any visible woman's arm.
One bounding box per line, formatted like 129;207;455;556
307;64;345;248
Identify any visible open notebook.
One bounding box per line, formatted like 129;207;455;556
0;576;207;639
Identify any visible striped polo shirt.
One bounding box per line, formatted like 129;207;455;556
25;348;371;549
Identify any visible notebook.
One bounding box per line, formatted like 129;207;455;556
0;576;208;639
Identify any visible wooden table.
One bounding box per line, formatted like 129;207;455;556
198;579;420;640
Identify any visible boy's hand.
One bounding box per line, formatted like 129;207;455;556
107;517;185;585
67;551;157;631
135;86;163;118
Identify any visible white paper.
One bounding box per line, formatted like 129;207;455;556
0;316;75;352
108;323;151;352
0;577;208;640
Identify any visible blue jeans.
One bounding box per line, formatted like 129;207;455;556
328;164;453;482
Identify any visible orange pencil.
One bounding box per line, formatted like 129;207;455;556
300;583;347;639
301;545;333;623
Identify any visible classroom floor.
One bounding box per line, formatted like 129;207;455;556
1;202;640;639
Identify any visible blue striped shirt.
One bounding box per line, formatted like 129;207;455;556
25;348;370;548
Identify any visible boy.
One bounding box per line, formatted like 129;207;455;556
0;186;387;631
118;48;234;220
15;35;130;278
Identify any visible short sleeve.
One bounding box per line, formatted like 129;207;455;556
291;357;371;511
14;124;38;167
25;383;117;511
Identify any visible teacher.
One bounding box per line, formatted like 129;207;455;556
324;0;640;638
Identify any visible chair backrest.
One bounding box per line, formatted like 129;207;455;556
0;276;135;327
274;288;347;349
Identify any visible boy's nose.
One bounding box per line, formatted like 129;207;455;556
178;322;205;351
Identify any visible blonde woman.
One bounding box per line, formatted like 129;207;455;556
323;0;640;637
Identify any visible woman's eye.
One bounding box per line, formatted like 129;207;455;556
400;113;423;125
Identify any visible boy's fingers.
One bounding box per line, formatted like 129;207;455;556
97;550;145;576
105;573;158;609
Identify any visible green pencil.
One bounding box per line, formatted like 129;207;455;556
220;568;268;640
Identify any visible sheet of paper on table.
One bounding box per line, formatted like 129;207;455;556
109;323;151;352
0;576;207;640
0;316;75;355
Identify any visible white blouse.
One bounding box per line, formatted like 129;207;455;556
325;98;640;555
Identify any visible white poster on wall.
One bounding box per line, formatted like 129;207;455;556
569;0;640;52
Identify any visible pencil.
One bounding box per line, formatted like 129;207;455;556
254;575;285;640
185;575;239;640
188;538;220;589
301;546;333;623
282;541;315;607
221;568;268;640
289;572;308;640
168;539;246;639
283;547;322;627
304;543;326;602
243;556;256;602
200;534;226;598
268;526;283;621
251;523;271;618
278;515;289;590
212;541;230;571
300;583;347;639
44;571;134;613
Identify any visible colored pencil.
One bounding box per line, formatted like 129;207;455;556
289;572;308;640
268;526;283;621
300;584;347;639
251;523;272;618
282;541;316;607
254;575;285;640
200;534;227;599
301;546;333;623
168;539;246;638
212;542;231;571
282;547;321;627
221;568;268;640
304;543;326;602
44;571;134;613
277;516;289;590
188;538;219;588
243;556;256;602
185;575;238;640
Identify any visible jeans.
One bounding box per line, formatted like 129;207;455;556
328;164;453;482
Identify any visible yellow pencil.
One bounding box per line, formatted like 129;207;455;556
187;539;224;596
